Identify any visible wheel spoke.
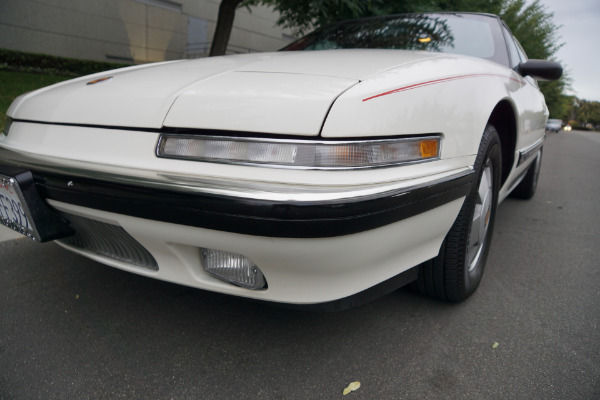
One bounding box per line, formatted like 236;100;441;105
477;168;490;204
478;166;491;203
468;212;481;265
467;163;493;271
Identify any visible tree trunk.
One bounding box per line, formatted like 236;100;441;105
210;0;243;57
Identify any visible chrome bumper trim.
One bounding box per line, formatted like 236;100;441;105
0;145;470;203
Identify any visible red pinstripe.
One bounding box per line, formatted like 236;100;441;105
362;73;524;102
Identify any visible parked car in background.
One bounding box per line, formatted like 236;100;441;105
546;119;562;132
0;12;562;309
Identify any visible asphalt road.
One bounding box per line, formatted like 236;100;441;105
1;130;599;399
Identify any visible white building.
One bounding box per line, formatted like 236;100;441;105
0;0;296;63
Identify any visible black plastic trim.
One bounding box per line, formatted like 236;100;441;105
24;169;474;238
517;139;544;166
9;118;163;133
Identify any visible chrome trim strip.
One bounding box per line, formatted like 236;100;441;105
157;133;442;147
156;167;473;202
0;146;469;203
517;137;544;167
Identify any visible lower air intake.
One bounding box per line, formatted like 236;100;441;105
58;213;158;271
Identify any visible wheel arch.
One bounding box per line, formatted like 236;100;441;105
487;100;517;188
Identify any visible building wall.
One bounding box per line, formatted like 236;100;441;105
0;0;295;64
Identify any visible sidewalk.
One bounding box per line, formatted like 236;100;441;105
0;225;24;242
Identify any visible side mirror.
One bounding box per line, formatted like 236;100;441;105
517;60;563;81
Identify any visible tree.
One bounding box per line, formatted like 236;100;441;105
498;0;560;59
434;0;502;13
540;77;571;119
568;99;600;128
210;0;244;56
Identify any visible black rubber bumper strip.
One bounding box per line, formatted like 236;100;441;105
27;169;474;238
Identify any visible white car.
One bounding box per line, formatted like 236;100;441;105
0;13;561;309
546;118;562;132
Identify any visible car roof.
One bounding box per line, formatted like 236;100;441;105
325;12;502;25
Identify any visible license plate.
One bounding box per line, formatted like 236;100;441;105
0;173;38;239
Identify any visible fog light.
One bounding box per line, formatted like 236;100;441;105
201;248;267;290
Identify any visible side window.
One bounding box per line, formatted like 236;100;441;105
507;29;538;86
502;26;521;69
514;37;529;63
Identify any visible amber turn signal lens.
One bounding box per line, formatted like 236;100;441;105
420;139;439;158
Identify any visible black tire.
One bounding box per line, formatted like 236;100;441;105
416;124;502;302
510;148;542;200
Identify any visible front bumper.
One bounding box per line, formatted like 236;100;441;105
0;122;474;305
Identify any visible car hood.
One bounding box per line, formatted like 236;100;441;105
9;50;438;136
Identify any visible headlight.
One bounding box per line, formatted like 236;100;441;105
156;134;440;169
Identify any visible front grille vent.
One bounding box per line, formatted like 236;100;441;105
58;213;158;271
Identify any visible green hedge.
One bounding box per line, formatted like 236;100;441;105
0;48;131;77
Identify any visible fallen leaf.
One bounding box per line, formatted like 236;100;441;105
492;342;499;349
343;381;361;395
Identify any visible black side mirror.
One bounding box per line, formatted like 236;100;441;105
517;60;563;81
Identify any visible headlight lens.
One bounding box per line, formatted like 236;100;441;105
157;134;440;169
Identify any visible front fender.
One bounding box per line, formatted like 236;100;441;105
321;55;526;160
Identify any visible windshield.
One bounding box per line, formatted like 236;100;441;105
282;13;509;66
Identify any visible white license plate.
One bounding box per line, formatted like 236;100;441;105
0;173;37;239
